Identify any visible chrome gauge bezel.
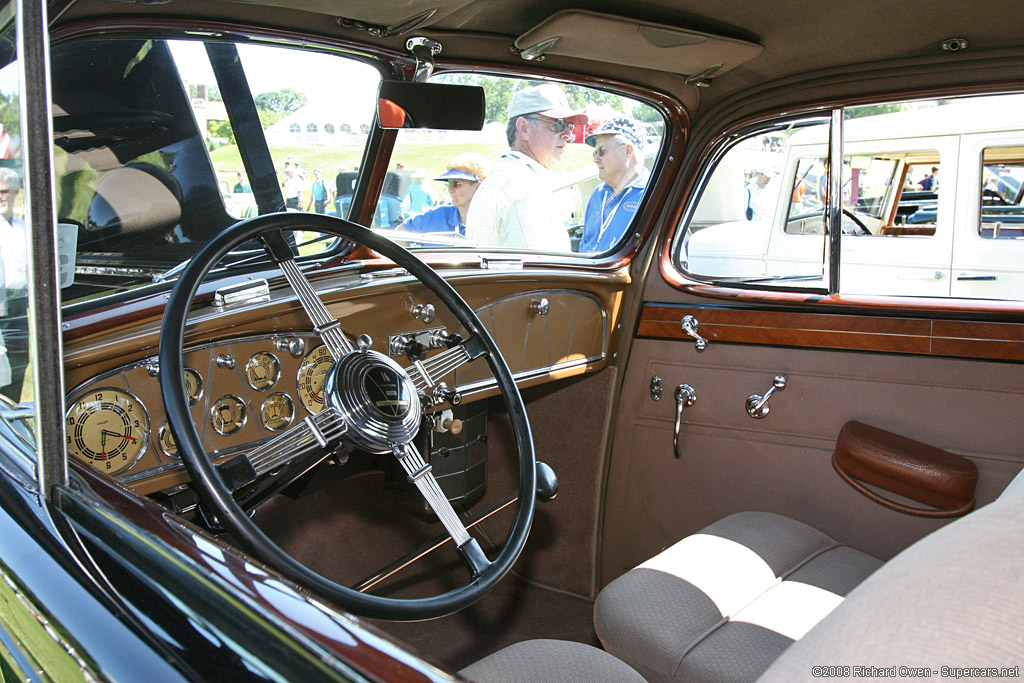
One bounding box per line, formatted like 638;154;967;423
65;386;151;475
261;392;295;432
183;367;204;407
158;422;179;458
296;344;334;414
210;395;247;436
245;352;281;392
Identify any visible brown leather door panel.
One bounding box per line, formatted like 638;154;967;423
601;328;1024;586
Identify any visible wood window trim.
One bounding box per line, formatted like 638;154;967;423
639;303;1024;362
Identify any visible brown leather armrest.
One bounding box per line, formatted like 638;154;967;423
832;421;978;518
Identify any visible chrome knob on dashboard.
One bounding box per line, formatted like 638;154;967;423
411;303;436;324
530;298;549;317
356;334;372;351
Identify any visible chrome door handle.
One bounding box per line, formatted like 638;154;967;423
956;273;997;281
674;384;697;459
746;375;786;419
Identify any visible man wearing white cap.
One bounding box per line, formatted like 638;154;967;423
744;167;775;222
465;83;587;250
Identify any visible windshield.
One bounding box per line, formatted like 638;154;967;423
51;37;380;308
383;73;665;255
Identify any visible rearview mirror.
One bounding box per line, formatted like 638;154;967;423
377;81;485;130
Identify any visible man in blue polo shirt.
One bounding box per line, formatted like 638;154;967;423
581;117;649;253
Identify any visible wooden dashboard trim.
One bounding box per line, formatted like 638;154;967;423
638;304;1024;362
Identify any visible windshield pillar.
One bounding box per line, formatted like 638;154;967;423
20;0;67;496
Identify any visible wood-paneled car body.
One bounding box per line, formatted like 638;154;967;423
2;0;1023;680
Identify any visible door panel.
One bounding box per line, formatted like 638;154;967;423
601;310;1024;586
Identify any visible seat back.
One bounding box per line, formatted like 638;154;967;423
757;469;1024;681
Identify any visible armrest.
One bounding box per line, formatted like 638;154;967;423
832;421;978;518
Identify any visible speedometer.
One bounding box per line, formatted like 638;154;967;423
297;345;333;414
66;388;150;475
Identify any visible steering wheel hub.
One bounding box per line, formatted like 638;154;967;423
324;349;421;453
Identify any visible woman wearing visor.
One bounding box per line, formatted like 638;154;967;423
398;152;491;239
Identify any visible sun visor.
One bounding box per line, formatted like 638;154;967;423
514;10;763;82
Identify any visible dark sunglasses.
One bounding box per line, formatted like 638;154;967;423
526;115;573;134
593;144;623;157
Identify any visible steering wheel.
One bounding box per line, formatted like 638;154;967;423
158;212;536;620
842;208;871;235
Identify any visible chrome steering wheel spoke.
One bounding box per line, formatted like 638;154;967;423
244;407;347;476
278;258;354;358
392;441;491;576
404;334;486;393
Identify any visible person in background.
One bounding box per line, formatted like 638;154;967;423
398;153;491;239
466;83;587;250
307;168;331;214
282;162;302;210
919;166;939;191
233;172;251;193
402;168;437;217
580;117;649;253
0;167;27;300
0;166;26;396
744;168;774;221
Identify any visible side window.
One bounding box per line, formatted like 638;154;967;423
980;148;1024;238
679;92;1024;302
680;119;830;288
0;43;32;419
383;73;665;255
841;154;940;237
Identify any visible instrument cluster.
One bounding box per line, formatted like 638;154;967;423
64;333;335;490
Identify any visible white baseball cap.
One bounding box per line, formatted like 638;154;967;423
507;84;588;124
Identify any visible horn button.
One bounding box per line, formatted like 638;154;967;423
324;350;422;454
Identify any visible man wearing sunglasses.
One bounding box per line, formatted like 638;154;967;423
581;117;649;253
466;83;587;251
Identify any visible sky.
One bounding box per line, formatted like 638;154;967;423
169;39;381;121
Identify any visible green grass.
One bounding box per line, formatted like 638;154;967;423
208;141;597;195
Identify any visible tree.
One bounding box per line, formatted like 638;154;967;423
253;89;307;115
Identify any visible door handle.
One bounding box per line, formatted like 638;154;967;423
897;271;945;280
956;273;997;281
673;384;697;459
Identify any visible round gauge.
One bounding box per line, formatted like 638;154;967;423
297;345;334;414
65;388;149;475
183;368;203;407
158;423;178;458
245;352;281;392
210;395;247;436
261;393;294;431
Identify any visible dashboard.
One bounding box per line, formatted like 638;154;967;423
63;274;620;499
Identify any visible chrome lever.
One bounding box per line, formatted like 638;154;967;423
680;315;707;351
673;384;697;459
746;375;787;419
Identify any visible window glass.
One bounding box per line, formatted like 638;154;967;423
679;92;1024;302
51;38;380;308
680;119;830;287
381;73;664;255
980;148;1024;239
0;18;35;442
172;41;379;255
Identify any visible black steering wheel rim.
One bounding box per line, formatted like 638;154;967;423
158;212;536;620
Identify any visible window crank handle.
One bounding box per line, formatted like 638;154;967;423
673;384;697;459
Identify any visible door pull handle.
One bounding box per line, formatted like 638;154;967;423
956;273;997;281
673;384;697;459
746;375;786;419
